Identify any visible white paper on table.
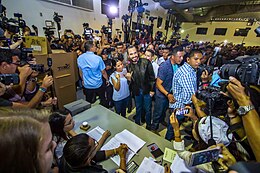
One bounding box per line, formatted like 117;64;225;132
170;154;196;173
101;129;146;166
87;126;105;141
136;157;164;173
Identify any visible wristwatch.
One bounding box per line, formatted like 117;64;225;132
237;105;255;116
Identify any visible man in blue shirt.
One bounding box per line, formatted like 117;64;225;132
77;41;109;108
151;47;184;132
165;49;202;141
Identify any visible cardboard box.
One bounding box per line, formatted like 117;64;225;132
24;36;48;55
49;53;77;109
35;53;77;109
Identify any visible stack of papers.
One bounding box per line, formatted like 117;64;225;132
136;157;164;173
101;129;146;166
170;154;196;173
87;126;105;141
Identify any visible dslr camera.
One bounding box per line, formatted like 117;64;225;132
220;55;260;85
198;64;214;75
196;86;230;117
30;64;45;73
0;74;20;85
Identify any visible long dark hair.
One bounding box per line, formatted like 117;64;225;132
63;134;92;168
49;110;70;142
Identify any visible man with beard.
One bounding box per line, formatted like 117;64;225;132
125;46;155;129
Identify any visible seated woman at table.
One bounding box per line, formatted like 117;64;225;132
49;111;111;159
60;133;128;173
109;59;130;117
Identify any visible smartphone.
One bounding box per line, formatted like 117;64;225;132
147;143;164;158
175;108;189;116
127;161;139;173
189;147;220;167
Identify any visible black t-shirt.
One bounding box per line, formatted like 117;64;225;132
0;97;12;107
60;151;108;173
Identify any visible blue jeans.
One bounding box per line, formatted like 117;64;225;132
165;109;185;141
134;89;152;127
114;96;130;117
151;95;169;130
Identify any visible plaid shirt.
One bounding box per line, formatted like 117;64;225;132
170;62;197;109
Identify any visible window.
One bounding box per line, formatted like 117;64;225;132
234;28;251;37
42;0;94;11
196;28;208;35
214;28;227;36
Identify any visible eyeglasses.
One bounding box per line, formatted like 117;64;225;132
64;119;74;127
11;61;21;66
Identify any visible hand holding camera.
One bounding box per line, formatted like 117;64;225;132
18;64;33;78
212;143;236;170
170;111;179;131
226;76;251;106
183;106;198;121
41;75;53;89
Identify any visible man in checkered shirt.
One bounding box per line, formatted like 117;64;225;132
165;49;203;141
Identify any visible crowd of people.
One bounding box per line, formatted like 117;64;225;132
0;4;260;173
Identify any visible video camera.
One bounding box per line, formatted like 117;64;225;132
30;64;45;73
18;48;45;73
53;12;63;23
0;73;20;85
220;55;260;85
0;13;26;34
149;16;157;22
43;27;55;36
82;23;93;40
196;86;230;117
155;31;163;41
122;14;130;21
19;48;33;63
101;25;112;35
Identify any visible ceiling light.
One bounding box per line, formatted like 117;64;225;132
109;6;118;14
172;0;190;4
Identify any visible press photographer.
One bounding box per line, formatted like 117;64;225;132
0;10;33;50
0;48;57;108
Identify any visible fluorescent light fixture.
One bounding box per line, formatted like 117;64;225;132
172;0;190;3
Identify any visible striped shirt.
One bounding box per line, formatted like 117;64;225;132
170;62;197;109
